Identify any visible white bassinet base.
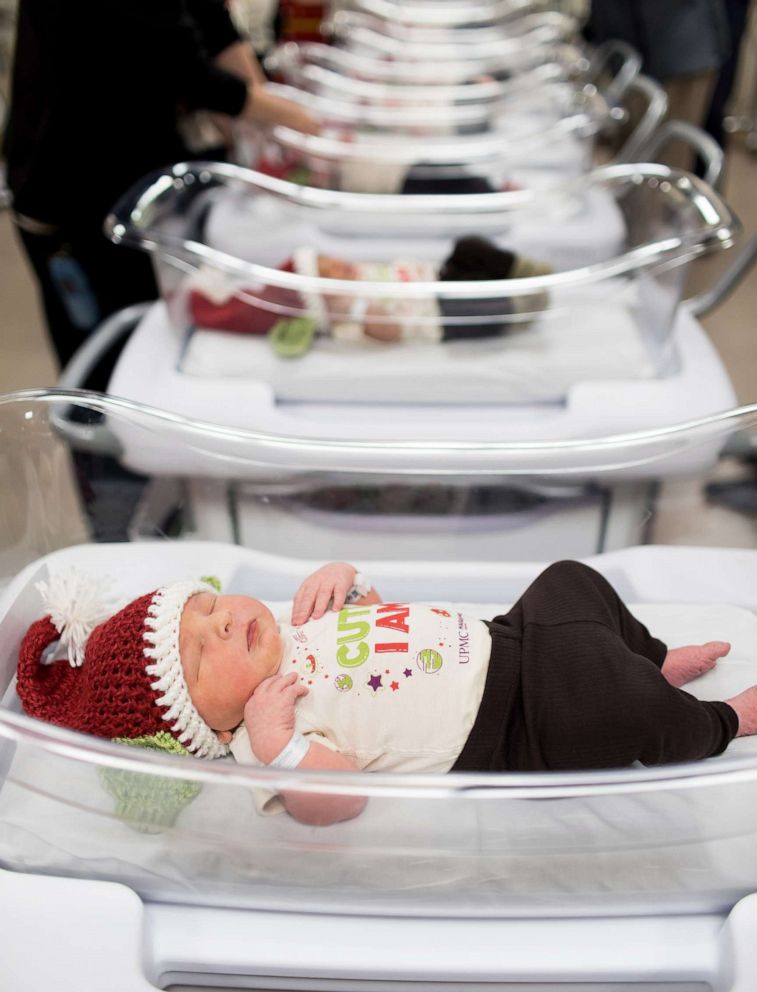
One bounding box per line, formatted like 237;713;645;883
109;302;735;440
101;301;737;561
4;866;757;990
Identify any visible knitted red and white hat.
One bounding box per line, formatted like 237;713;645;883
16;571;228;758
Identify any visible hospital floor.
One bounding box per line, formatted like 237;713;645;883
1;140;757;553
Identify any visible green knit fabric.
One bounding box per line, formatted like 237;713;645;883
99;733;202;833
269;316;317;358
201;575;222;592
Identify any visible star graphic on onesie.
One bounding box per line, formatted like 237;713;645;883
403;668;412;678
368;674;383;691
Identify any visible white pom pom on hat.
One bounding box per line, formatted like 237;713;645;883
35;569;117;667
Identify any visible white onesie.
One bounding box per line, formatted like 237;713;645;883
230;603;492;810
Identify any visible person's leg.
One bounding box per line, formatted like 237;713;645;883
400;173;495;195
14;222;84;372
506;560;669;667
438;297;508;341
703;0;751;149
15;220;158;378
70;233;158;390
515;619;738;770
485;561;738;770
510;560;730;687
663;72;719;170
74;233;157;320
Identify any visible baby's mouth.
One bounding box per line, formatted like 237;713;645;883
247;620;257;651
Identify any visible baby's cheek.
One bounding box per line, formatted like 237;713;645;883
230;667;257;699
263;625;284;659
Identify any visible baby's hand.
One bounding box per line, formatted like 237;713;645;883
291;561;357;625
244;673;308;765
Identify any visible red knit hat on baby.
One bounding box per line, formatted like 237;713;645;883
16;571;228;758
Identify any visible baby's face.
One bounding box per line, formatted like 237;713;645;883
179;592;283;735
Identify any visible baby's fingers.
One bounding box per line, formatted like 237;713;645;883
310;583;335;620
278;671;306;693
255;672;296;697
279;672;299;689
291;584;317;625
330;577;353;613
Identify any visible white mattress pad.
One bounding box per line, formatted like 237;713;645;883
179;282;655;404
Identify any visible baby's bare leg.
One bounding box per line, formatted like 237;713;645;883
726;686;757;737
661;641;730;688
364;301;403;342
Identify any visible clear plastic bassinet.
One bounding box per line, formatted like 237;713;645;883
325;8;579;57
250;90;607;183
256;75;607;142
266;37;589;92
342;0;576;29
252;58;665;190
4;389;757;934
105;160;738;396
265;37;638;116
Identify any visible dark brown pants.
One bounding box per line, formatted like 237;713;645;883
453;561;738;772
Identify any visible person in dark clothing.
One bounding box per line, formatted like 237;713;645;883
585;0;731;169
3;0;317;376
702;0;752;150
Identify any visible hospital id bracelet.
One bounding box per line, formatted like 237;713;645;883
345;572;372;604
268;732;310;770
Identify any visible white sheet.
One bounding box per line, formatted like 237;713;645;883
179;284;655;404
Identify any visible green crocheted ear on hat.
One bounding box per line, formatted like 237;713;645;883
99;732;202;834
115;732;195;755
200;575;222;592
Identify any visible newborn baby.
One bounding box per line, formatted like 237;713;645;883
188;236;552;355
18;561;755;826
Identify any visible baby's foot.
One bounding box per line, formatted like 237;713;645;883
661;641;730;688
726;685;757;737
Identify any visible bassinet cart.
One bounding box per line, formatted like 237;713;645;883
92;156;743;558
4;391;757;988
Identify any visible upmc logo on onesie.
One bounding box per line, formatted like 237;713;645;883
457;613;471;663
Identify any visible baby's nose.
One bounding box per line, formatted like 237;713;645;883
214;610;234;637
